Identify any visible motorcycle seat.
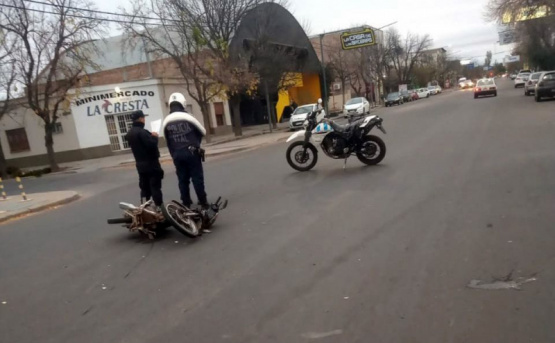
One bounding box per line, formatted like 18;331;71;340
329;119;362;133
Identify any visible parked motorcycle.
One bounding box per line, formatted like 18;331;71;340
107;198;228;239
285;111;387;171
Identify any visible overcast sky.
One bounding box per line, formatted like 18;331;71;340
97;0;512;65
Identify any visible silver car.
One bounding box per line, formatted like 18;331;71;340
289;104;317;130
524;72;542;96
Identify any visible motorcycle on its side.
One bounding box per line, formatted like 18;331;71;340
285;111;387;172
107;198;228;239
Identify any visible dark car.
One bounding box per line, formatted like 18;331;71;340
400;90;411;102
385;92;403;107
535;71;555;102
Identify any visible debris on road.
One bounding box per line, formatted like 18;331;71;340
468;271;537;291
1;301;7;305
301;329;343;339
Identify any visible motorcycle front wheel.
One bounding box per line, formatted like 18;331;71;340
161;201;200;238
286;141;318;172
356;135;386;165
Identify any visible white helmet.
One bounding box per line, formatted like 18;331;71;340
168;93;186;108
317;98;323;104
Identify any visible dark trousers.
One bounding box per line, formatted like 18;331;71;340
173;150;207;206
138;168;164;206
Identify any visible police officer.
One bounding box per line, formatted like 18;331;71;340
125;110;164;210
161;93;209;209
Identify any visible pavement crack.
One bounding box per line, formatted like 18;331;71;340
81;305;94;316
123;242;155;279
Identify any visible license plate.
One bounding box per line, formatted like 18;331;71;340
293;122;302;126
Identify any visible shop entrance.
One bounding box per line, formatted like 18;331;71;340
104;113;134;151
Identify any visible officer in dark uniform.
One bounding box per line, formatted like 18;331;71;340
161;93;208;208
125;110;164;209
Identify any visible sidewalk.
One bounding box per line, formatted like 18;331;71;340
25;123;290;175
0;191;80;224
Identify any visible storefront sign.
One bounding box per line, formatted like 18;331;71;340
341;28;376;50
74;89;156;117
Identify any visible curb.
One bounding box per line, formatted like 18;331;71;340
0;193;81;224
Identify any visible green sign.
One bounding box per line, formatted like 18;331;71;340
341;28;376;50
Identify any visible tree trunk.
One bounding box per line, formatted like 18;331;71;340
199;102;212;143
230;94;242;137
0;141;7;178
44;124;60;172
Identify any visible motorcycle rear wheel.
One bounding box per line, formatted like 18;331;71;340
356;135;386;165
161;201;201;238
286;141;318;172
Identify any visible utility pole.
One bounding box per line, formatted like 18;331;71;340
319;33;329;115
264;80;273;133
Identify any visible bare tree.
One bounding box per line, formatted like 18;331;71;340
122;0;273;138
0;0;105;171
0;30;18;176
485;50;493;66
388;29;431;85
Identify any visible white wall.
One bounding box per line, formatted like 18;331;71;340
70;80;166;149
0;105;81;160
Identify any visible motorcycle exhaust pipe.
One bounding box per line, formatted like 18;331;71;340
119;202;137;211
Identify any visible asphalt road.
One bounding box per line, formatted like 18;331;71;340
2;79;555;343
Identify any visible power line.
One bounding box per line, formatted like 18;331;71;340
0;3;138;24
22;0;172;22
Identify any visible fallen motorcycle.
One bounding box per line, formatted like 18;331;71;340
107;198;228;239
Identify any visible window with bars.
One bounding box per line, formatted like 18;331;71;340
5;128;31;153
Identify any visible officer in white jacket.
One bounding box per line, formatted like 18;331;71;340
161;93;209;208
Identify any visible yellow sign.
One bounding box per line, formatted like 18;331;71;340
503;5;549;23
341;28;376;50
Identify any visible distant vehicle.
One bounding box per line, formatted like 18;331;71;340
400;90;412;102
459;80;474;89
289;103;322;130
458;77;467;84
435;85;443;94
428;85;438;95
519;69;531;74
525;72;543;96
474;78;497;98
343;97;371;116
534;71;555;102
510;73;517;80
416;88;430;98
409;90;419;101
384;92;403;107
514;72;530;87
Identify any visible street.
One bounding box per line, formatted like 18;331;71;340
2;78;555;342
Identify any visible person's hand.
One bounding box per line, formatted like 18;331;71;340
151;132;159;137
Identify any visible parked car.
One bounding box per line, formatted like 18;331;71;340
458;77;467;87
534;71;555;102
427;85;438;95
385;92;403;107
514;72;530;88
400;90;412;102
343;97;371;116
474;78;497;98
524;72;543;96
416;88;430;98
409;90;419;101
435;85;443;94
289;103;320;130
